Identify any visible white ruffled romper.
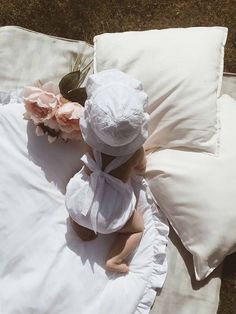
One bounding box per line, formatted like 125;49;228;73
65;148;137;234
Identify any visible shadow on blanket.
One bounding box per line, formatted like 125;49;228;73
26;121;86;194
64;217;118;272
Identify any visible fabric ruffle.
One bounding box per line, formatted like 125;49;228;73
136;184;169;313
0;89;23;106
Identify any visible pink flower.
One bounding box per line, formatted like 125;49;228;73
55;101;84;140
23;81;84;142
23;82;60;126
61;130;82;141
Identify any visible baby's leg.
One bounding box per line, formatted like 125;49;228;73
105;211;144;273
69;216;97;241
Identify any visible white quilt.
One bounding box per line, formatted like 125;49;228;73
0;96;169;314
1;26;235;314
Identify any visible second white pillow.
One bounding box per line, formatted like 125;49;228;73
146;94;236;280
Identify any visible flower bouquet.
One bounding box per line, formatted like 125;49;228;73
23;56;92;143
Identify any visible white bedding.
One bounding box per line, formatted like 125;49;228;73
151;76;236;314
1;26;234;314
0;98;169;314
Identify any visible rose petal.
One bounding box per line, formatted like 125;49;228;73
23;86;42;98
58;124;74;133
23;112;30;120
48;135;57;143
61;130;82;141
37;94;58;109
56;102;84;120
44;117;60;131
42;81;60;95
57;102;74;115
35;125;45;136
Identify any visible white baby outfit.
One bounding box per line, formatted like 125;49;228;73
66;69;150;235
66;148;136;234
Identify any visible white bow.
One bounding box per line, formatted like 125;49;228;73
77;152;132;234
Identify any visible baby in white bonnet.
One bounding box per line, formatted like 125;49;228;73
65;68;149;273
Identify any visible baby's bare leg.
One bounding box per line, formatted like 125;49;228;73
105;211;144;273
69;216;97;241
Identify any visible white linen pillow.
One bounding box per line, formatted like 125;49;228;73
94;27;228;154
146;94;236;280
0;26;93;89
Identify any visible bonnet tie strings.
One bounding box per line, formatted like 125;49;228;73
79;153;126;234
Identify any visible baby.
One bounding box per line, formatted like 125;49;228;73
65;69;149;273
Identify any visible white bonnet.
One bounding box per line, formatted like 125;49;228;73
80;69;149;156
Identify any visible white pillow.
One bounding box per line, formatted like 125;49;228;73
146;94;236;280
0;26;93;89
94;27;228;154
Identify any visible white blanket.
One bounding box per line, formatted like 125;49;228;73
1;26;232;314
0;96;169;314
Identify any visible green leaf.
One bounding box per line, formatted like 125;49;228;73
65;87;87;105
59;71;81;97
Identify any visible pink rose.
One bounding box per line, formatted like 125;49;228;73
61;130;82;141
23;82;60;126
55;101;84;140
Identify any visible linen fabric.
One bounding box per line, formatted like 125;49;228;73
0;94;169;314
146;94;236;280
94;27;228;154
221;74;236;99
150;226;222;314
0;25;226;314
0;26;93;90
151;75;235;314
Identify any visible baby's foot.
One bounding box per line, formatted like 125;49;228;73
105;258;129;273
